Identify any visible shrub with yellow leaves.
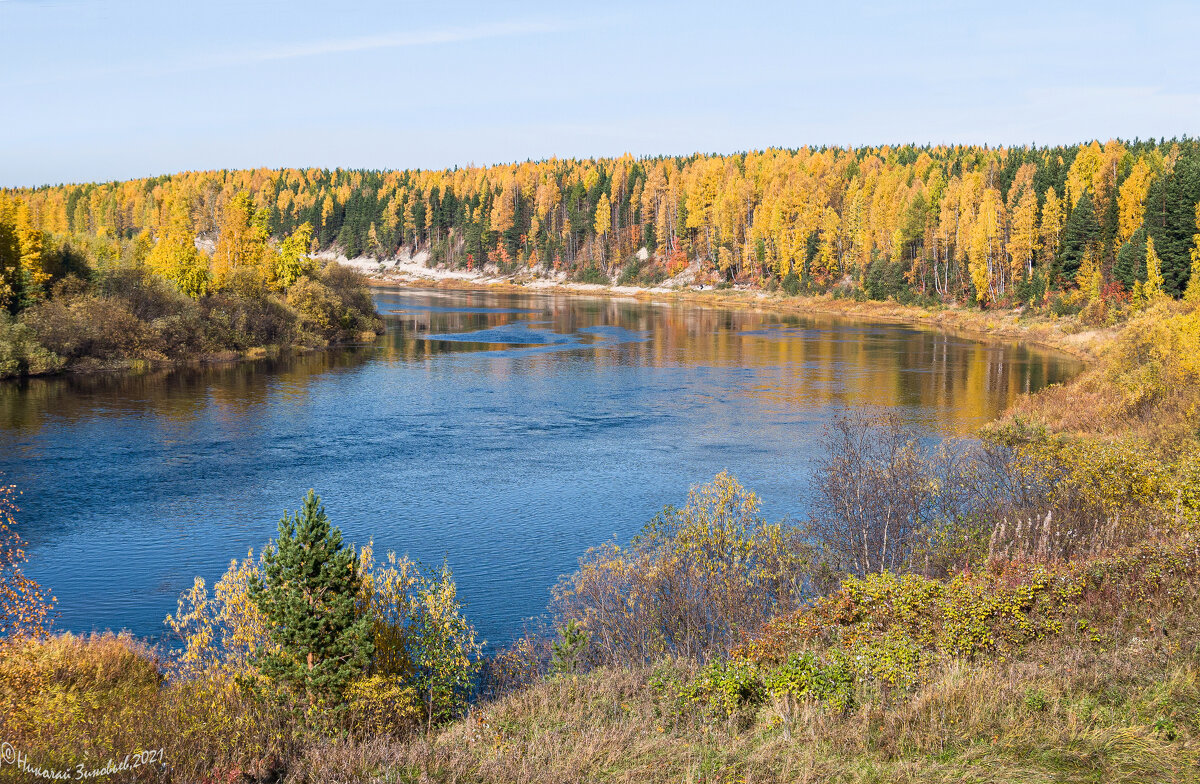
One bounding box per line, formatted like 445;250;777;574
0;482;54;640
738;534;1200;694
165;548;277;682
552;472;814;666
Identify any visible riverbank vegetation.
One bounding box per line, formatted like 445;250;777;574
0;191;380;379
2;223;1200;780
0;488;483;782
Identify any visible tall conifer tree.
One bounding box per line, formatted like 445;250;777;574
250;490;372;712
1057;191;1101;283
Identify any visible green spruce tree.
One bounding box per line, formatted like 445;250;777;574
1114;227;1148;291
249;490;373;714
1057;191;1100;284
550;619;589;676
1144;151;1200;295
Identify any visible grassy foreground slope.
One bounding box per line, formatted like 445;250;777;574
375;546;1199;783
359;301;1200;784
388;643;1198;783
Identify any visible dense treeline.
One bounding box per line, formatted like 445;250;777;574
5;139;1200;309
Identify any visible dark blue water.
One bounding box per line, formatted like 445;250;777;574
0;288;1081;648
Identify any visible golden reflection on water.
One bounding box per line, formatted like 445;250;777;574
373;289;1078;433
0;288;1080;437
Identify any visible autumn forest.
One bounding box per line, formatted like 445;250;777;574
4;139;1200;319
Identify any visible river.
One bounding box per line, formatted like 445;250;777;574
0;287;1081;647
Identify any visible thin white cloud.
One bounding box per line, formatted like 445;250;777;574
210;19;569;68
3;17;582;87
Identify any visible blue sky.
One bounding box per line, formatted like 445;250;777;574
2;0;1197;187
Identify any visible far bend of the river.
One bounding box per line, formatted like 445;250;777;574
0;287;1082;647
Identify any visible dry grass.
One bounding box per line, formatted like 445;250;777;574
0;631;303;782
307;629;1198;784
1001;301;1200;454
266;561;1200;783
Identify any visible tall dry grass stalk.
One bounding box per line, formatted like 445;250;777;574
987;511;1128;562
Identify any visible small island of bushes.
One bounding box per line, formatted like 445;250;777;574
0;191;381;379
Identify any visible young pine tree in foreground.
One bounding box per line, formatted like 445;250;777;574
249;490;372;714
